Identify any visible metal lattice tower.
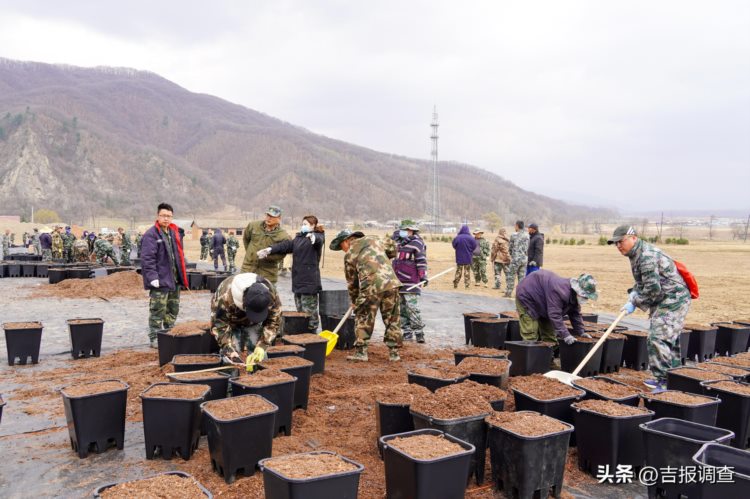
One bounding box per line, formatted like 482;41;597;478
430;106;440;231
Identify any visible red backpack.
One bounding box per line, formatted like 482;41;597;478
674;260;699;299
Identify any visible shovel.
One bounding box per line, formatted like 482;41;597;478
403;266;456;292
319;305;354;355
544;309;628;385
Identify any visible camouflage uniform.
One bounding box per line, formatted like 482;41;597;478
135;233;143;258
227;234;240;272
1;233;9;257
294;294;320;331
210;273;281;356
94;238;120;265
471;237;491;285
344;236;402;354
149;289;181;340
120;232;132;265
32;232;41;255
507;229;530;295
200;232;209;260
72;239;90;262
62;232;76;263
51;231;64;259
491;228;511;290
628;239;691;382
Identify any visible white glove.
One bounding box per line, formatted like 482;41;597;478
256;247;272;259
150;279;159;288
563;335;576;345
580;332;592;339
306;233;316;245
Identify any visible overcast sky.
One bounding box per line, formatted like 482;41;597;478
1;1;748;213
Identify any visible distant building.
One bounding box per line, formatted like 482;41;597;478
189;219;246;240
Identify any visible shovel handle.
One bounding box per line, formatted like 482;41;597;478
332;306;354;335
404;267;456;291
167;364;241;377
571;309;629;377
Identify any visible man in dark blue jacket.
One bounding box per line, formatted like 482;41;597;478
452;224;477;289
141;202;188;347
212;229;227;271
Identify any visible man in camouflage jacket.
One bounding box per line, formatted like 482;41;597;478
330;229;402;362
51;226;64;259
94;234;120;265
490;227;511;292
119;228;132;265
609;225;691;391
199;230;209;260
507;221;529;297
210;272;281;367
471;229;491;287
226;231;240;272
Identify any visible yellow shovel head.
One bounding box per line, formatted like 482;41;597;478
319;330;339;356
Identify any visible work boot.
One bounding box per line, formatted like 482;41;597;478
483;283;488;288
493;284;500;289
402;331;413;341
347;346;368;362
149;338;157;349
503;292;512;298
453;283;458;289
474;283;480;287
389;347;401;362
415;332;425;344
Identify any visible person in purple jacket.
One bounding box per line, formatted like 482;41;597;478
141;202;188;347
452;224;477;289
515;269;598;348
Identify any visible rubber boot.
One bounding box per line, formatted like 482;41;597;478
347;345;368;362
389;347;401;362
415;332;425;344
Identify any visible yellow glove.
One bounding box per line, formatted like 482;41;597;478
246;346;266;372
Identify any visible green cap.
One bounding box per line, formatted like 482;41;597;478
607;225;637;245
570;273;598;301
329;229;365;251
399;219;420;231
265;205;282;217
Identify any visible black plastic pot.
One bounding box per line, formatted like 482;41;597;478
259;359;313;410
170;371;231;436
500;312;522;342
678;330;691;365
230;376;296;437
487;410;573;499
641;390;721;425
596;334;625;374
202;394;278;484
505;341;554;376
559;340;603;377
0;263;6;277
572;376;641;407
692;442;750;497
35;264;48;278
93;471;213;498
7;263;21;277
281;312;312;335
667;367;731;395
187;272;205;290
512;386;585;446
67;318;104;359
21;264;35;277
267;345;305;359
714;323;750;357
381;428;475;499
202;330;219;354
461;360;512;389
640;417;735;499
140;382;210;460
463;312;497;345
452;349;507;365
621;332;649;370
411;409;489;485
172;354;222;373
281;336;327;374
318;289;351;317
687;325;718;362
580;313;598;323
68;267;91;279
470;318;508;349
61;379;128;458
376;401;416;448
206;274;229;293
4;322;43;366
406;370;469;392
156;330;205;366
260;451;364;499
321;314;356;350
47;267;67;284
701;380;750;449
572;402;653;475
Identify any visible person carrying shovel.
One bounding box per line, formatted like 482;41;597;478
391;220;428;343
209;272;282;370
515;270;598;351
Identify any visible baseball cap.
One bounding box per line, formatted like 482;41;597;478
265;205;282;217
607;225;637;245
243;283;271;323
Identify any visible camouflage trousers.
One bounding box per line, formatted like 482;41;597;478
148;288;181;340
211;320;263;358
648;301;690;382
516;298;558;344
453;264;472;288
200;245;209;260
73;248;89;263
34;243;41;255
294;293;320;331
354;288;402;348
227;249;237;272
63;247;73;263
213;250;226;270
96;248;120;266
493;262;510;288
52;249;63;259
471;257;488;284
399;293;424;340
41;249;52;261
506;261;526;295
121;247;131;266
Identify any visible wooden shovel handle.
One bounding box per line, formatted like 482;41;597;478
571;309;629;377
332;306;354;335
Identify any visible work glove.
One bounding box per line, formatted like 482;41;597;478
563;335;576;345
628;290;637;302
227;351;241;363
621;302;636;315
580;332;592;339
528;261;537;267
150;279;159;288
256;247;272;259
246;346;266;372
306;233;316;245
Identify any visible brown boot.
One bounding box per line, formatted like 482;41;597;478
347;345;368;362
388;347;401;362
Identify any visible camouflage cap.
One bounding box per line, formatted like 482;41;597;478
570;273;598;301
607;225;637;245
265;205;282;217
399;219;420;231
472;228;485;234
329;229;365;251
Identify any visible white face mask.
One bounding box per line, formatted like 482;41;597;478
300;222;312;233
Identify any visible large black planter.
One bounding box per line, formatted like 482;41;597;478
67;318;104;359
321;314;356;350
376;401;416;450
281;311;312;335
61;380;129;458
156;330;205;366
512;386;585;446
281;334;328;374
406;369;469;392
266;345;305;359
686;324;718;362
94;472;213;498
187;272;205;290
592;333;625;374
572;377;641;407
500;312;522;342
260;451;365;499
4;322;43;366
202;394;278;484
641;391;721;425
452;348;508;365
170;371;231;436
692;443;750;497
470;318;508;349
206;274;229;293
140;382;210;460
505;341;553;376
35;264;48;278
640;417;735;499
47;267;68;284
701;380;750;449
68;267;91;279
259;358;313;410
171;354;222;373
679;330;691;365
380;429;475;499
621;331;649;370
410;409;489;485
463;312;497;345
667;367;731;395
230;375;296;437
572;402;653;475
21;264;36;277
7;263;21;277
318;289;351;317
486;411;573;499
559;340;603;377
714;323;750;357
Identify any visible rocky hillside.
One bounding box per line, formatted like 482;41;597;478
0;58;616;223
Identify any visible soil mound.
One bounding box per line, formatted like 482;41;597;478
33;271;145;300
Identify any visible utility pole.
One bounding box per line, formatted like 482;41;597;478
744;214;750;243
657;212;664;242
31;205;34;224
430;106;440;234
709;215;716;241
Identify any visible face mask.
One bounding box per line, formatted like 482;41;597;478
398;230;408;238
300;224;312;233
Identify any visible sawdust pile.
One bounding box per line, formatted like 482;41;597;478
33;271;146;300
